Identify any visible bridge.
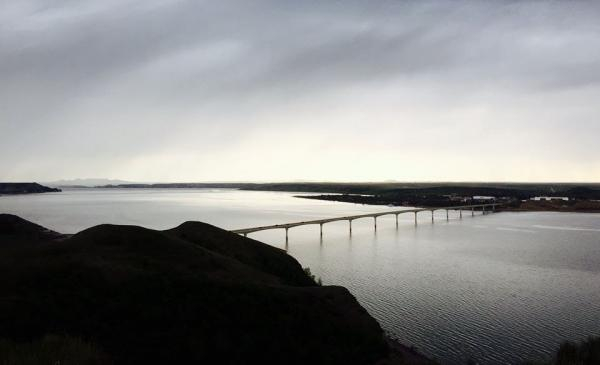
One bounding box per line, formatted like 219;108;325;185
232;203;500;240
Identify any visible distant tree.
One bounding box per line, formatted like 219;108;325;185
303;267;322;286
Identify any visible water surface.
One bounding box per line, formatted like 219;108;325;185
2;188;599;364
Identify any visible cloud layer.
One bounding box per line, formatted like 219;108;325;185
2;0;599;182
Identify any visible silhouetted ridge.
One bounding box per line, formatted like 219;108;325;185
167;221;316;286
0;216;407;365
65;223;291;286
0;213;62;240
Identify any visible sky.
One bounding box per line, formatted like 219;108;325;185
1;0;599;183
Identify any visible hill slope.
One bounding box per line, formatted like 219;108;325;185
0;214;419;365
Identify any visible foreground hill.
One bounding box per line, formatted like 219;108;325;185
0;214;430;365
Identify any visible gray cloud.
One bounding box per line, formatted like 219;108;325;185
1;0;600;181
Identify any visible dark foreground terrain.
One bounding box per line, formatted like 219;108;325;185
0;214;432;365
1;215;598;364
0;182;60;195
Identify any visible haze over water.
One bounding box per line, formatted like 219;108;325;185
2;188;600;364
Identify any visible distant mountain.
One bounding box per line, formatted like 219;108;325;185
0;183;61;195
45;178;134;187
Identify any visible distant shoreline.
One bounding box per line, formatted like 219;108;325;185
499;200;600;213
68;181;600;198
295;194;600;213
14;181;600;212
0;183;60;196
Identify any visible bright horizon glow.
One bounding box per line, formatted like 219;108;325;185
1;1;599;183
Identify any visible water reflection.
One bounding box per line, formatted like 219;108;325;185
2;188;600;364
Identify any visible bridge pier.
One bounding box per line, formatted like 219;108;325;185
320;223;323;237
446;209;449;221
374;216;377;230
414;211;418;225
483;206;486;215
459;209;462;218
431;210;434;223
285;227;289;241
395;214;399;228
349;219;352;235
472;206;474;216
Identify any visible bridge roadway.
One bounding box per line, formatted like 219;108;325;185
231;203;500;239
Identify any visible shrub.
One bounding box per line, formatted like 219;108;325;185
303;267;323;286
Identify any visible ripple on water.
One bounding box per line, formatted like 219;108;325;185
287;213;600;364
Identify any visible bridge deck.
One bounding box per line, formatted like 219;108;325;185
231;203;497;234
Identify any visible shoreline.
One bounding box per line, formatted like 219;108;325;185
296;194;600;213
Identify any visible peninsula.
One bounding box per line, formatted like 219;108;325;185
0;182;61;195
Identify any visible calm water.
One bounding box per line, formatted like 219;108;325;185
2;188;600;364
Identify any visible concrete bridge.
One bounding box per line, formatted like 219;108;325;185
232;203;500;240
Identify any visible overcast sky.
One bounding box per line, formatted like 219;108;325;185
1;0;599;182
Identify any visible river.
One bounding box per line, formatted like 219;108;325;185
2;188;599;364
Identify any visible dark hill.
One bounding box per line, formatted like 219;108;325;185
0;182;61;195
0;215;421;365
0;214;63;241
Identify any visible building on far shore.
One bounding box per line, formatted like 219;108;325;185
531;196;569;201
473;196;496;201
